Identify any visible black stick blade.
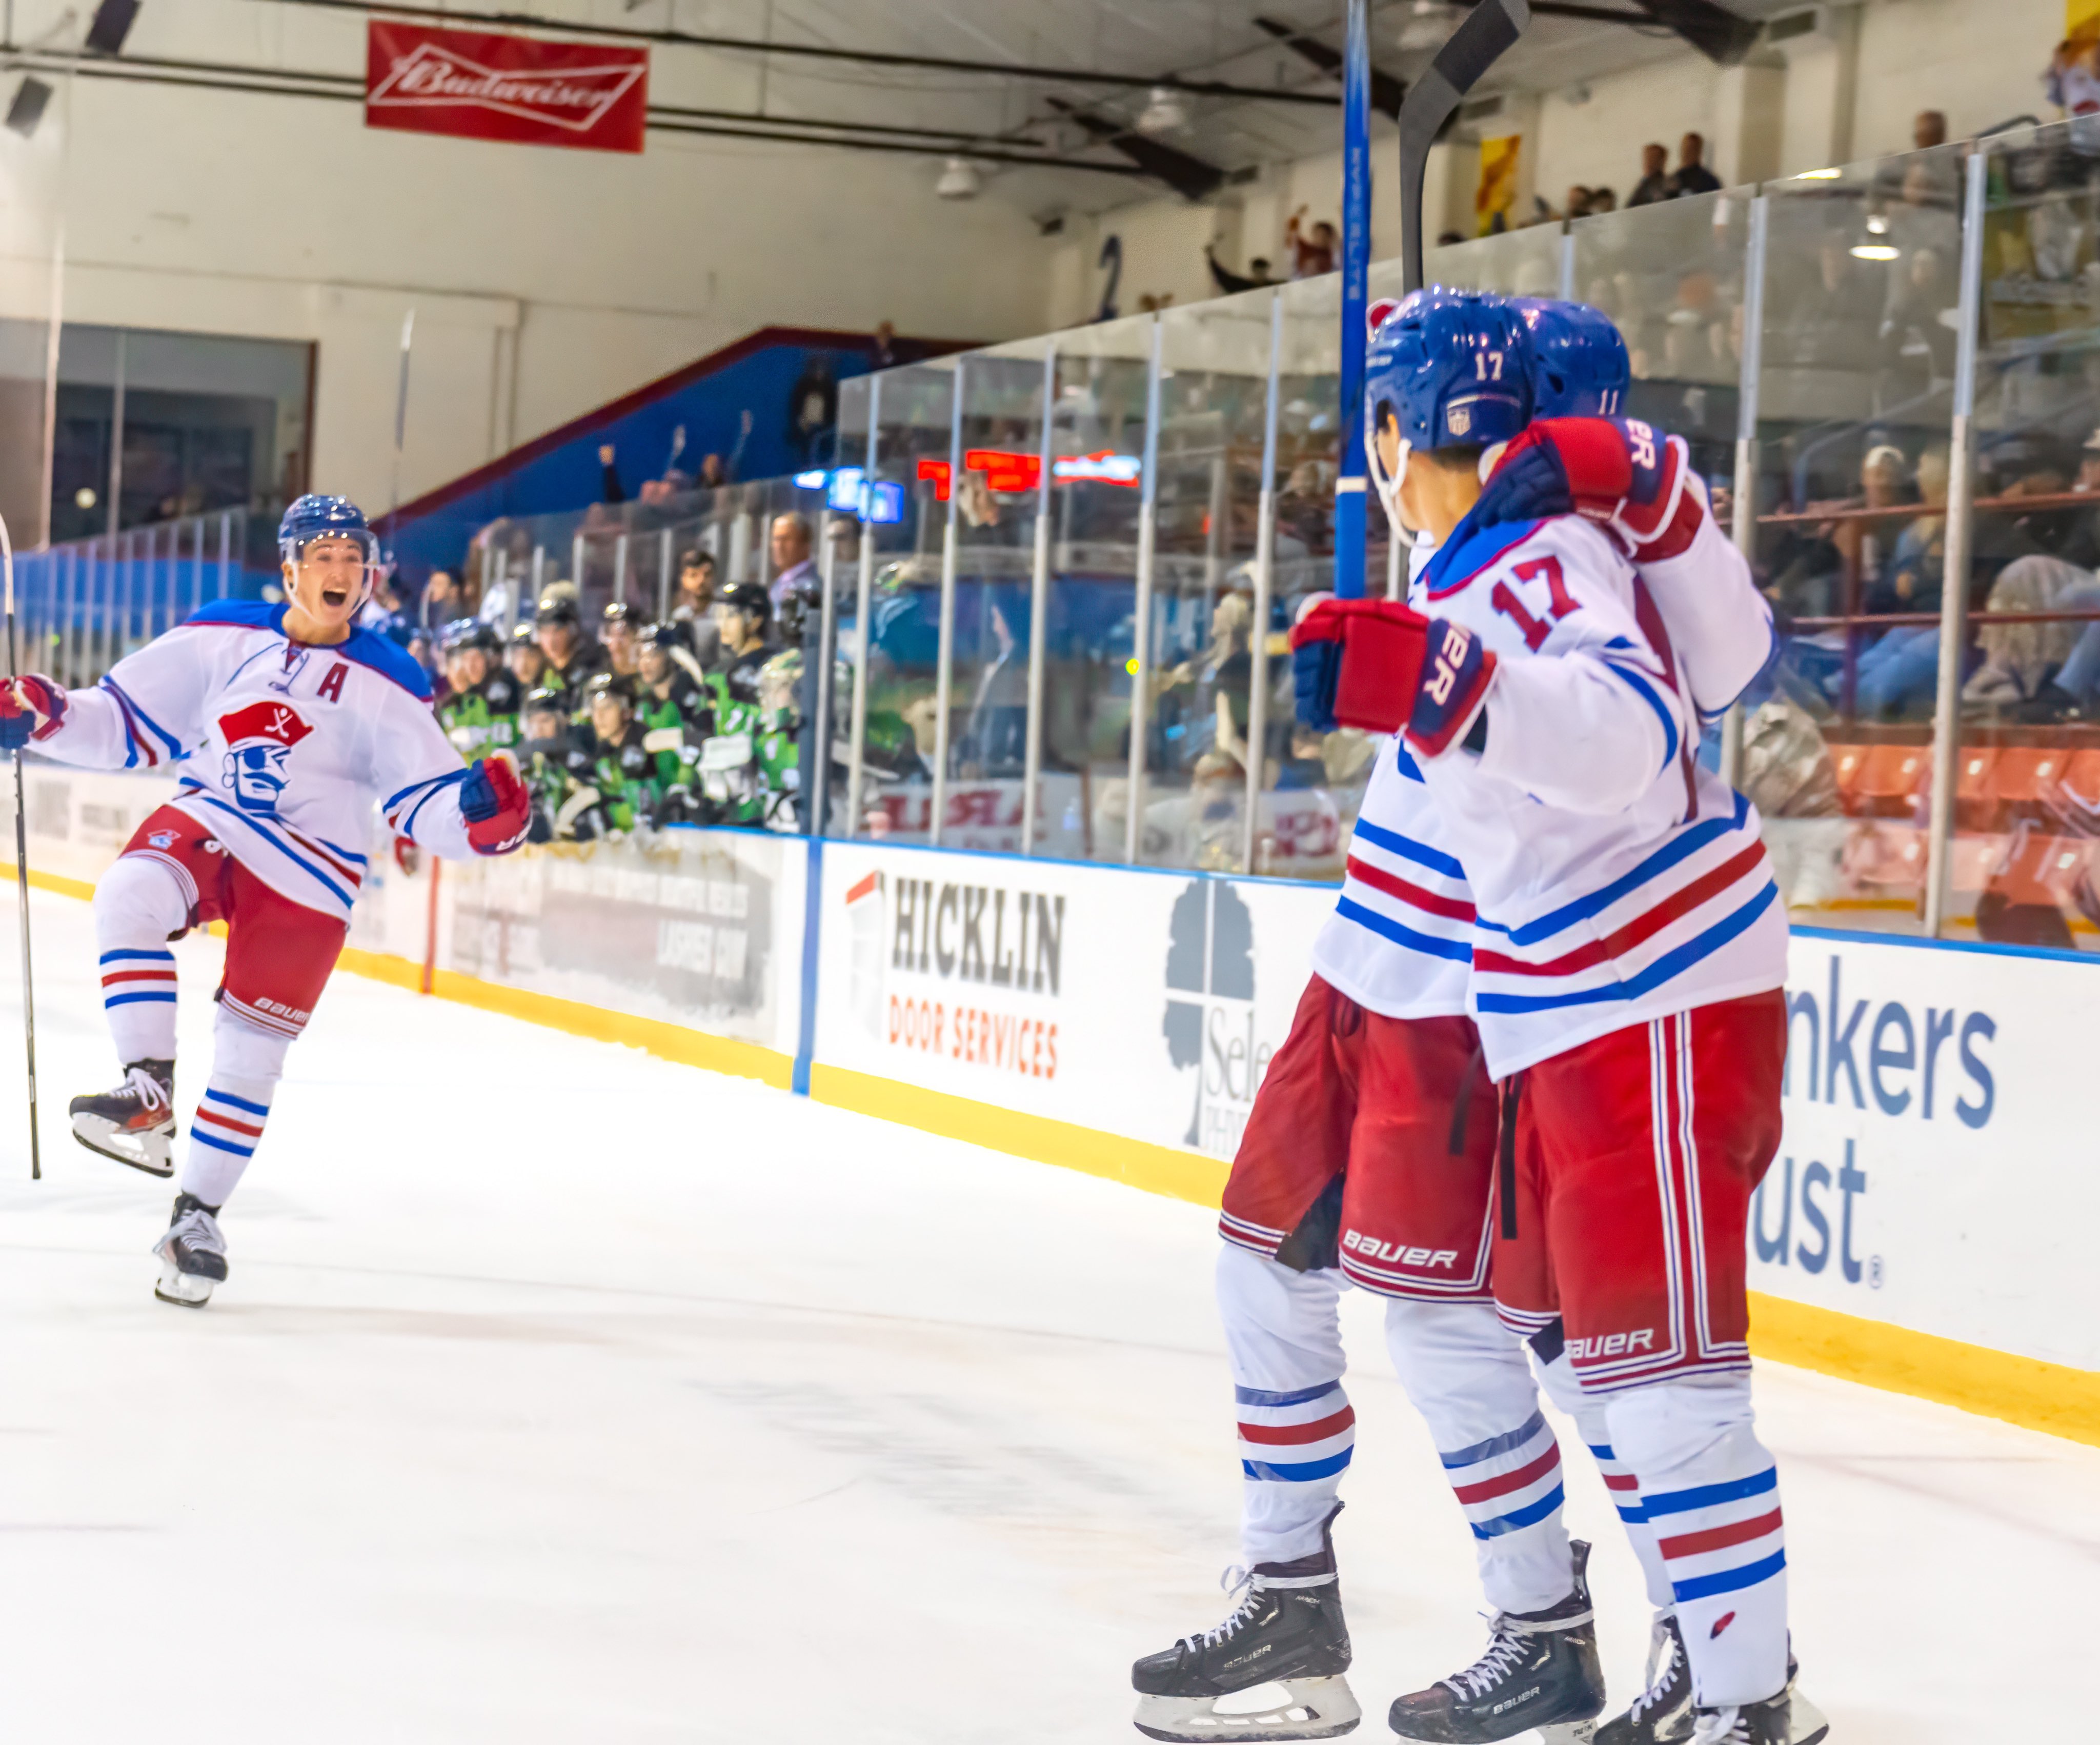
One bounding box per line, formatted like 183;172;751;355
1397;0;1530;293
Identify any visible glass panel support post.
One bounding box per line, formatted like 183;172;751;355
1722;191;1769;792
930;360;964;849
657;527;673;620
570;531;584;603
1924;148;1989;939
813;510;838;840
217;511;231;609
1123;317;1165;866
1557;223;1576;300
843;373;882;836
612;532;629;606
1243;294;1283;876
1020;348;1058;859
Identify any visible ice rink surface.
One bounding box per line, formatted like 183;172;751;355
0;886;2087;1742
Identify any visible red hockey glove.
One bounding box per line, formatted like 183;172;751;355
1482;417;1702;561
0;675;67;752
459;756;530;855
1289;598;1496;755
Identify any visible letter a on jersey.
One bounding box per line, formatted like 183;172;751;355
219;700;314;818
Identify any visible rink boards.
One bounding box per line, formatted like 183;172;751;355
8;765;2097;1443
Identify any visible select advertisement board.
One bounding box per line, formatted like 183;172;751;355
811;840;1332;1164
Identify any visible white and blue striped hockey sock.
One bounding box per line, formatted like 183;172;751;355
1608;1378;1789;1708
98;947;177;1062
182;1080;272;1208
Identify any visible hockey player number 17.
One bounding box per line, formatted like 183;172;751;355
1489;555;1579;652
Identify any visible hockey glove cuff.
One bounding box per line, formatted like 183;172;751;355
0;675;68;751
1289;598;1495;753
460;756;531;855
1484;418;1701;562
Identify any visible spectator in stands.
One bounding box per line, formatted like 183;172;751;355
419;569;475;630
599;444;627;505
872;320;899;371
1565;185;1593;220
768;512;818;612
1589;186;1618;214
1285;208;1337;278
956;600;1028;778
787;356;839;466
1629;143;1671;206
638;468;694;508
671;548;718;626
1669;132;1721;197
359;574;413;648
1914;109;1949;151
1851;444;1950;717
1206;245;1278;296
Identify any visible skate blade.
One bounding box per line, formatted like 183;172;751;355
1134;1677;1361;1741
71;1114;175;1178
153;1260;213;1309
1536;1724;1598;1744
1787;1689;1830;1745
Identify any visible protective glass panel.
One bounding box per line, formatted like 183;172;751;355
1133;291;1276;872
852;362;956;841
1042;314;1156;863
1420;225;1567;297
944;340;1056;854
1742;143;1967;936
1937;123;2100;952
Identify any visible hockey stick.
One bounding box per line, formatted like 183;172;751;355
1397;0;1531;294
0;511;41;1181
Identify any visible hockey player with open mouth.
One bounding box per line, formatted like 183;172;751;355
0;494;531;1307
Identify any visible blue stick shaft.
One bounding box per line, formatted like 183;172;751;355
1336;0;1372;599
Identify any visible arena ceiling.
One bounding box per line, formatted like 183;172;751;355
6;0;1800;214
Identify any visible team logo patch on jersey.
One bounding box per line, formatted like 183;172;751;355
147;830;177;850
218;700;314;819
1710;1611;1737;1639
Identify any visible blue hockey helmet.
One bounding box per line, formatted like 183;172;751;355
1364;289;1535;519
1508;297;1631;418
277;493;381;611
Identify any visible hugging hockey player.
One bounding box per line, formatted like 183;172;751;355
1131;294;1825;1745
1291;291;1805;1744
0;494;531;1307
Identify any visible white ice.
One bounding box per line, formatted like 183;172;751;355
0;884;2087;1742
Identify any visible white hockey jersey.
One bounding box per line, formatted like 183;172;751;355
35;600;477;921
1409;511;1787;1077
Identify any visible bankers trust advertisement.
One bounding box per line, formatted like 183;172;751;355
815;844;1329;1157
1759;930;2100;1372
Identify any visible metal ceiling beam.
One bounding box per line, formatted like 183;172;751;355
1043;97;1226;201
1251;16;1406;119
247;0;1352;108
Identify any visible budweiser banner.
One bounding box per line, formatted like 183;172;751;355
366;21;649;154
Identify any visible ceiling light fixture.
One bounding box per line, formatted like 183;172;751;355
1398;0;1458;53
4;76;53;137
1136;86;1188;136
1850;243;1900;261
936;156;981;199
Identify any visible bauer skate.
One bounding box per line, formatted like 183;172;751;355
1686;1692;1802;1745
1132;1508;1359;1741
153;1193;227;1308
1595;1614;1828;1745
69;1060;176;1176
1387;1540;1606;1744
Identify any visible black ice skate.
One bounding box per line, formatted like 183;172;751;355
153;1193;227;1308
1386;1540;1606;1744
1132;1508;1359;1741
1685;1691;1804;1745
69;1059;176;1176
1596;1614;1827;1745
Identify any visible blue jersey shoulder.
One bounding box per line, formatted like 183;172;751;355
1421;511;1546;602
339;626;434;700
185;599;284;632
181;598;431;699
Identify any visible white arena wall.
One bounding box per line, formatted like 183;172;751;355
8;765;2097;1450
